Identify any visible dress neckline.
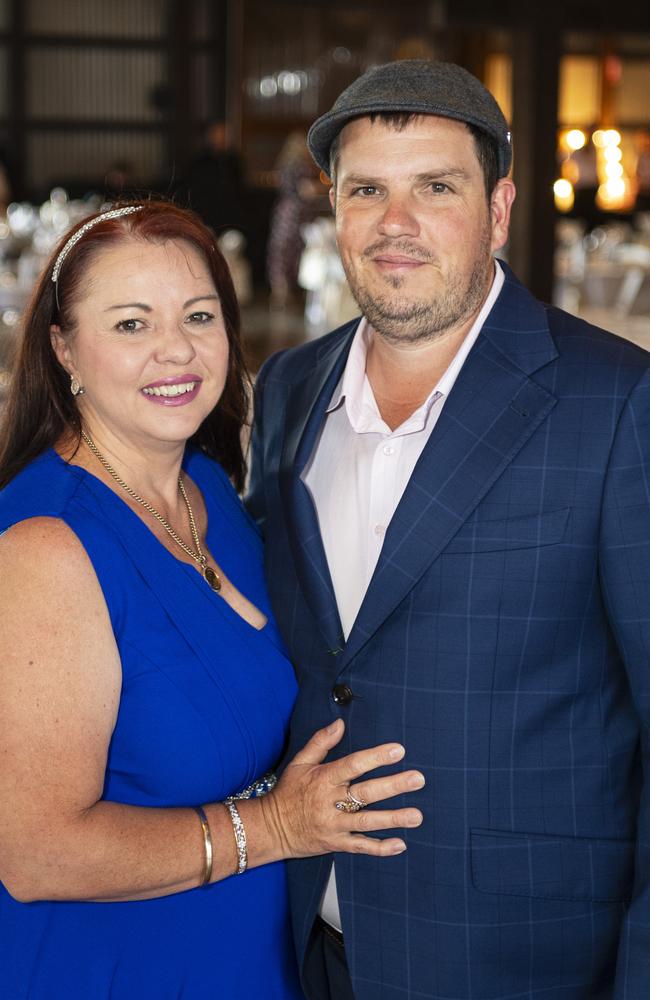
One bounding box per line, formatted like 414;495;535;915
47;447;269;634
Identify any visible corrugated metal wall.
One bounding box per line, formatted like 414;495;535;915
0;0;224;198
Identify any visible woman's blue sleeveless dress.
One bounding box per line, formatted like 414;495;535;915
0;448;305;1000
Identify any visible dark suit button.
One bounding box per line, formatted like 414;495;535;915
332;683;353;705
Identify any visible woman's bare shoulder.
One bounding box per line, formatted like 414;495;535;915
0;517;93;561
0;516;105;603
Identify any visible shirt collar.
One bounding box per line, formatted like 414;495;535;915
327;259;505;434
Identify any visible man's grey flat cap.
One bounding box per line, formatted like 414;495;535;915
308;59;512;178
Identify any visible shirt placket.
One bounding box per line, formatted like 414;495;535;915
366;433;403;582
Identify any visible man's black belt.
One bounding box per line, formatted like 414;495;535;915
315;915;345;949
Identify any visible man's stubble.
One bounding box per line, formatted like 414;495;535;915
341;226;494;346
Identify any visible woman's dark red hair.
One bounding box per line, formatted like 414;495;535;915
0;200;250;491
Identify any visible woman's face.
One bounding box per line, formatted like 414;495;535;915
52;237;230;454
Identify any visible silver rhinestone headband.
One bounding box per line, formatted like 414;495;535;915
51;205;144;284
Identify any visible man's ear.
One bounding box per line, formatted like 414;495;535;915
328;183;336;214
490;178;516;253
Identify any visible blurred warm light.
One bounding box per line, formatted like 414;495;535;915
596;176;630;210
589;124;633;212
554;178;575;212
605;161;624;179
559;56;600;126
485;54;512;124
592;128;621;148
604;129;622;146
604;177;625;198
566;129;586;151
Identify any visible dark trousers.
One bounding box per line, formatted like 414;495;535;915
302;917;355;1000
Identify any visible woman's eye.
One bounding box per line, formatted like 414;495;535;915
187;311;215;324
115;318;143;333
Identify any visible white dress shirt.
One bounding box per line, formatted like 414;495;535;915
302;262;504;932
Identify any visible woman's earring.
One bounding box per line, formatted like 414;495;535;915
70;374;85;397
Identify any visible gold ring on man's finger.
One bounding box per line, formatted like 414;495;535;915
334;787;368;813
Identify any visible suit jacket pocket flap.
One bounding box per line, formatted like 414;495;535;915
470;828;634;902
445;507;570;554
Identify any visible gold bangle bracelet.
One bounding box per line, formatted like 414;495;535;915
193;804;213;886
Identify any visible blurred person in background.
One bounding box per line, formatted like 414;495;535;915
633;128;650;214
0;200;423;999
176;120;243;236
249;59;650;1000
267;130;325;310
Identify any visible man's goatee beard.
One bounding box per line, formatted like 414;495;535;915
345;235;494;345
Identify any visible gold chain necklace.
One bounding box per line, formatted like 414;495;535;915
81;430;222;593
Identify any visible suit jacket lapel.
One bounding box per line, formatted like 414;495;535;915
279;322;357;652
341;268;559;668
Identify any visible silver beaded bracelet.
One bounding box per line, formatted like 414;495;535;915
224;798;248;875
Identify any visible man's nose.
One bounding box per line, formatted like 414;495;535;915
376;194;420;238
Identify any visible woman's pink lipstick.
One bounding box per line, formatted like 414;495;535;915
141;375;203;406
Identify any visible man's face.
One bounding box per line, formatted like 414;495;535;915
330;114;515;344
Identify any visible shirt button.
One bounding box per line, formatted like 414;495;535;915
374;524;385;536
332;684;354;705
382;444;395;456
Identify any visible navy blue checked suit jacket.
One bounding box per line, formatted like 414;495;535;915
247;264;650;1000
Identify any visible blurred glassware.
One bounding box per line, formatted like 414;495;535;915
0;189;116;410
298;218;358;338
217;229;252;306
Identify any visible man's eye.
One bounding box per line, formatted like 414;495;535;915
429;182;449;194
115;318;143;333
352;186;378;197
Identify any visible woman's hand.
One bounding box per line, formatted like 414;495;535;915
258;719;424;860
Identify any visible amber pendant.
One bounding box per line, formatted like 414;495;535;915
203;565;222;592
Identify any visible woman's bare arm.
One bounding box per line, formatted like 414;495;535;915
0;516;245;901
0;517;423;904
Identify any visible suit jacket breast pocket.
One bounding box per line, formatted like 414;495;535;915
444;507;570;555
